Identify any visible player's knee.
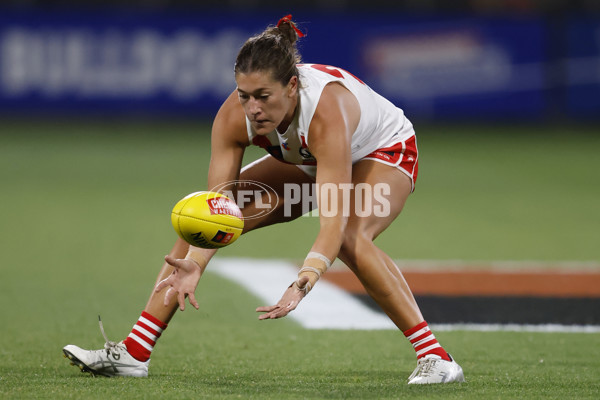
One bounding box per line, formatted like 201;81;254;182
339;229;374;270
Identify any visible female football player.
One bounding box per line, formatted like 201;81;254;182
63;15;464;384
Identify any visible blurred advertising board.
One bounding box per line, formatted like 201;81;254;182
355;17;547;120
0;10;260;116
0;10;596;120
566;17;600;118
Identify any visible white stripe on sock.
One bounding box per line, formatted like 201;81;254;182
128;332;153;351
416;342;442;357
407;326;430;342
133;325;158;343
139;316;163;333
412;333;436;348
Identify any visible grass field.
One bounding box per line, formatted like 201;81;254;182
1;120;599;398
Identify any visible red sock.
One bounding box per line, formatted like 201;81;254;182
403;321;450;361
123;311;168;362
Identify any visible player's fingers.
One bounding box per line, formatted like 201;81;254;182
257;306;282;320
177;291;186;311
266;303;293;319
154;278;168;293
164;287;175;306
259;311;282;320
256;305;278;313
267;300;299;319
165;255;181;270
188;293;199;310
269;308;290;319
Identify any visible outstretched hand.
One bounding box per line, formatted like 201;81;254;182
154;255;203;311
256;276;309;320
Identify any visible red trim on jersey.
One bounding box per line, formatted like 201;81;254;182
252;135;272;149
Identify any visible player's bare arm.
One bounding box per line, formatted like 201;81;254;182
155;91;249;311
256;82;360;320
207;90;249;192
306;82;360;262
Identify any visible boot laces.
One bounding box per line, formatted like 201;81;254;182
409;356;439;380
98;315;126;355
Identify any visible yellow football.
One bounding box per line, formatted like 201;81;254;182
171;191;244;249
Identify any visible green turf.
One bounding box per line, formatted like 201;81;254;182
1;120;598;262
1;271;599;399
1;120;599;398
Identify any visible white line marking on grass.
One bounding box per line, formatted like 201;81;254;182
211;258;396;330
392;259;600;272
432;323;600;333
211;258;600;333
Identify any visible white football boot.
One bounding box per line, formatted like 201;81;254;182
63;341;148;377
407;354;465;384
63;316;148;377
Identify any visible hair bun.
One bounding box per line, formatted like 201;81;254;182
276;14;305;39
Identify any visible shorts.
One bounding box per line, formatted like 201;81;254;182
297;135;419;192
362;134;419;191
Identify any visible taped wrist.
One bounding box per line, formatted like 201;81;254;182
185;250;208;270
295;252;332;294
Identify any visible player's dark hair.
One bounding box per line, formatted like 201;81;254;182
234;16;303;86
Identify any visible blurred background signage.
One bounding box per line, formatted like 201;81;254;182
0;8;598;120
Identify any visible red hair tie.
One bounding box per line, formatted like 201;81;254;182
277;14;305;38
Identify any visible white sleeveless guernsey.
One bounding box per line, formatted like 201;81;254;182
245;63;415;167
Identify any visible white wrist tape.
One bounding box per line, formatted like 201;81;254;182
295;252;331;294
298;266;323;277
305;252;332;270
185;250;208;269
